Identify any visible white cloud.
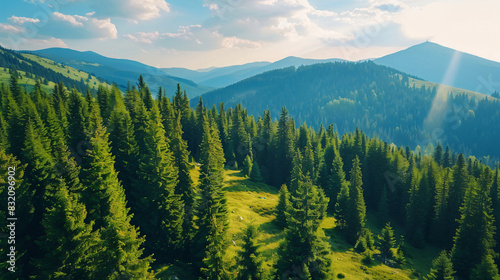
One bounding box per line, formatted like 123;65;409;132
47;12;117;39
89;0;170;20
123;31;159;44
0;23;23;34
8;16;41;25
221;37;261;49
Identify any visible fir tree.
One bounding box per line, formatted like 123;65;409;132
276;184;290;229
34;180;100;279
470;255;500;280
243;154;253;177
250;160;264;182
274;176;332;279
425;250;455;280
80;122;154;279
451;167;496;277
379;223;396;261
236;224;264;280
344;156;366;244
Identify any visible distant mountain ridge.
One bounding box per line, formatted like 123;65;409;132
163;56;346;88
374;41;500;95
25;48;213;98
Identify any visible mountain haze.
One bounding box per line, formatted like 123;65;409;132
26;48;213;98
163;56;345;88
374;41;500;95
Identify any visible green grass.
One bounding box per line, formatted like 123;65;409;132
21;53;108;90
0;67;56;93
157;169;439;279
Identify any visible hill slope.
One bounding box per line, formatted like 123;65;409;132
157;169;438;279
163;56;345;88
26;48;212;98
0;45;107;92
197;61;500;161
374;41;500;95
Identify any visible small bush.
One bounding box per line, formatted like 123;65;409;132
337;272;345;279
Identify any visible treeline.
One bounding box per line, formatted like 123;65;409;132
198;61;500;162
0;45;92;93
0;73;499;279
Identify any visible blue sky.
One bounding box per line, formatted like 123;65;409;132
1;0;499;69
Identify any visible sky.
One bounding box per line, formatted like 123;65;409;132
0;0;499;69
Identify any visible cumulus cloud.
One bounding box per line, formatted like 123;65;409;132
45;12;117;39
87;0;170;21
0;23;23;34
124;24;262;51
8;16;41;25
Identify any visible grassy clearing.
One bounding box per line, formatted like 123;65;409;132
157;169;438;279
0;67;56;93
21;53;108;90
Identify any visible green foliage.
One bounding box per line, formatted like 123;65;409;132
344;156;366;244
425;250;455;280
250;160;264;182
470;255;500;280
243;154;253;177
274;176;332;279
236;224;264;280
378;223;396;260
276;184;290;229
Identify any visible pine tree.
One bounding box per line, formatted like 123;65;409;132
446;153;469;246
425;250;455;280
334;180;350;231
344;156;366;244
67;89;88;150
451;167;496;278
193;116;228;274
276;184;290;228
433;142;444;166
169;110;195;253
273;107;294;187
274;176;332;279
379;223;396;261
243;154;253;177
236;224;264;280
289;149;303;194
80;122;154;279
34;180;100;279
470;255;500;280
133;103;184;262
250;160;264;182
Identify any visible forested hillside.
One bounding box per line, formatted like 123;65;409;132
1;71;499;279
0;46;105;93
198;61;500;163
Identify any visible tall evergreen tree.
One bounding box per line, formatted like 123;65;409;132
274;176;332;279
80;122;154;279
236;224;264;280
276;184;290;229
470;255;500;280
344;156;366;244
425;250;455;280
451;167;496;278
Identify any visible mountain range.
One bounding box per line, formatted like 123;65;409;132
374;41;500;95
23;48;213;98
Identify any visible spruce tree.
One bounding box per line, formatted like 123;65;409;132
80;122;154;279
34;180;100;279
134;103;184;262
451;167;496;278
425;250;455;280
470;255;500;280
379;223;396;261
67;89;88;151
250;160;264;182
446;153;469;246
344;156;366;244
276;184;290;228
236;224;264;280
274;176;332;279
243;154;253;177
193;116;228;274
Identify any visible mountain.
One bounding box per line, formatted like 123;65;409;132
374;41;500;95
197;61;500;161
25;48;213;98
0;45;109;93
163;56;345;88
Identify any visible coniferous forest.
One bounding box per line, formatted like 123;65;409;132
0;71;500;280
